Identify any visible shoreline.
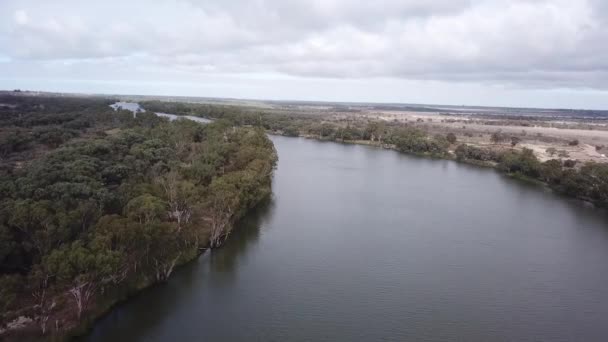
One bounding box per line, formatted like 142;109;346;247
2;193;273;342
274;132;605;211
72;194;274;340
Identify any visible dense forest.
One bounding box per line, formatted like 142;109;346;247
143;100;608;208
0;95;277;339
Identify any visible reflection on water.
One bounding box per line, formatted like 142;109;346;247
209;197;276;275
85;198;275;342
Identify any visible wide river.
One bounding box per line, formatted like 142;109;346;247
87;135;608;341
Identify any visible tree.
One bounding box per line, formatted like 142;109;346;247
157;172;194;232
42;242;120;319
546;147;557;157
564;159;577;168
540;159;563;183
498;148;541;177
206;177;240;248
126;194;165;224
366;121;386;143
446;132;457;145
490;131;506;144
0;225;16;269
0;274;20;313
7;200;61;258
510;136;521;148
282;126;300;137
145;222;182;282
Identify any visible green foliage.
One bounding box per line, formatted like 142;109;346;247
498;148;541;178
455;144;501;163
555;163;608;206
42;241;121;284
392;128;449;156
126;194;165;223
539;159;563;183
282;126;300;137
446;132;457;144
0;274;21;313
0;94;277;331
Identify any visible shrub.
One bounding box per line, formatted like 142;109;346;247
568;139;579;146
446;133;457;144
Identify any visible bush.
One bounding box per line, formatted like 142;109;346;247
454;144;501;162
498;148;541;178
540;159;563;184
393;129;449;156
568;139;579;146
490;132;506;144
510;136;521;147
282;126;300;137
446;133;457;144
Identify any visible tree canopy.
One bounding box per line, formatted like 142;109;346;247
0;94;277;338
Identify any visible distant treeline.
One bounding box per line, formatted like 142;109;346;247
142;100;608;208
0;95;277;338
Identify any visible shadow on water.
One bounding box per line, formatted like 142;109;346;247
83;197;276;342
208;196;277;276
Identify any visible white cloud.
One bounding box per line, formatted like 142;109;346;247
14;10;28;25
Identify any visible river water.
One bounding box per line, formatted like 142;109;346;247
86;135;608;342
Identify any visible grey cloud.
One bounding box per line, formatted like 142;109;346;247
1;0;608;90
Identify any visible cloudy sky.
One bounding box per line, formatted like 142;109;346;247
1;0;608;109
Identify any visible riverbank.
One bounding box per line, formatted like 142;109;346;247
67;195;272;341
86;134;608;341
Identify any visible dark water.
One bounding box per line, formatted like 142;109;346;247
87;136;608;342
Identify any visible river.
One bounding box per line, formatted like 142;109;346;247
86;135;608;341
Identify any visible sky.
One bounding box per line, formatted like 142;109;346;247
1;0;608;109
